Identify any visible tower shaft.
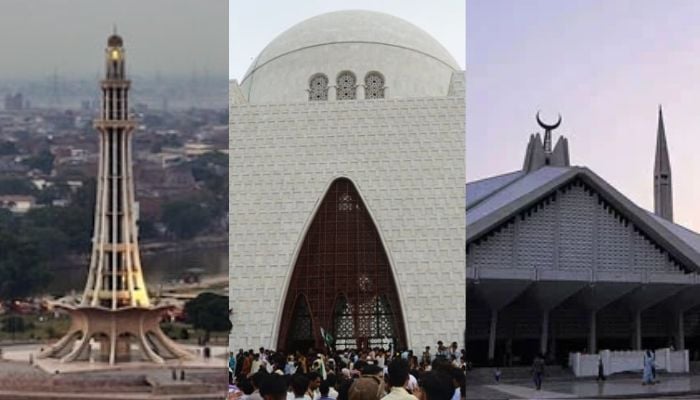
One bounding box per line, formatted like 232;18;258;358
82;37;149;309
654;106;673;221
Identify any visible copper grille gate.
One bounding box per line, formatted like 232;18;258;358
278;179;406;352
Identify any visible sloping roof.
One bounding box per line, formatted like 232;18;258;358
467;167;569;223
466;170;524;208
466;166;700;272
648;211;700;254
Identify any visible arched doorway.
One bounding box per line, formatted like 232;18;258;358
278;178;406;352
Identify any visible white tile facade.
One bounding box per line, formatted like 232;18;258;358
229;72;465;351
469;180;684;278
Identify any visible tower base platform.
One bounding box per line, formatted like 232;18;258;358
37;304;193;366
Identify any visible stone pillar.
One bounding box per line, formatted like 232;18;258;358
356;84;365;99
588;310;597;354
677;311;685;350
634;311;642;350
540;310;549;356
488;309;498;362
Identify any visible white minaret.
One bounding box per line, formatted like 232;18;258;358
654;105;673;221
82;32;150;308
38;33;191;366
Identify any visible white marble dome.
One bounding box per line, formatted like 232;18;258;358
239;10;461;104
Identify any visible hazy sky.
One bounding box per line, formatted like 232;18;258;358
468;0;700;231
0;0;227;80
229;0;465;80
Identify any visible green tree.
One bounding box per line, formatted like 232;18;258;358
24;205;92;253
0;209;16;230
22;226;70;260
35;182;71;205
0;178;36;195
137;218;159;240
72;178;96;210
0;229;51;299
1;316;26;333
0;141;18;155
23;149;55;174
184;292;231;342
161;200;212;239
187;153;228;218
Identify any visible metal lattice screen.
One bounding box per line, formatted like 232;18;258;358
279;178;406;352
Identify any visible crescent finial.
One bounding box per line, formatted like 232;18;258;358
536;111;562;131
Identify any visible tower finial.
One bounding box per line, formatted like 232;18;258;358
523;111;570;172
536;111;562;154
113;23;117;35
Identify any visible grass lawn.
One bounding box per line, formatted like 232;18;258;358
0;313;71;342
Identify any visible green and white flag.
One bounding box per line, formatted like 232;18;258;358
320;327;334;347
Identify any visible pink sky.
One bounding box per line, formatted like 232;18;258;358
468;0;700;231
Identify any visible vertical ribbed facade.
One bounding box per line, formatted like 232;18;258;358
83;34;150;309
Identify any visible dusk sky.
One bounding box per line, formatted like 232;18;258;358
468;0;700;231
229;0;465;80
0;0;227;80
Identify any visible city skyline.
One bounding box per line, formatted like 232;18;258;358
0;0;227;80
468;0;700;232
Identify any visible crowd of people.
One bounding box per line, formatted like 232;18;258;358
227;342;466;400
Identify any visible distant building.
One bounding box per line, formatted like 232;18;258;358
4;93;24;111
183;142;214;158
0;195;35;213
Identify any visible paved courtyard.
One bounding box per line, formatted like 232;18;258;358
468;374;700;399
2;343;226;373
0;344;226;399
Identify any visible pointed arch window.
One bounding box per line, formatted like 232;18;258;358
278;178;407;351
336;72;356;100
364;72;385;99
309;74;329;101
289;296;313;342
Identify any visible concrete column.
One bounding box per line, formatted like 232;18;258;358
634;311;642;350
588;310;597;354
540;310;549;356
677;311;685;350
488;309;498;362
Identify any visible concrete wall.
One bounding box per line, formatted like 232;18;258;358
569;348;689;377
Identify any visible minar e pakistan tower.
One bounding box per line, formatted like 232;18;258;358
39;33;191;365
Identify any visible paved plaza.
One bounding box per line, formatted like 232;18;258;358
468;374;700;399
0;344;226;399
2;343;226;373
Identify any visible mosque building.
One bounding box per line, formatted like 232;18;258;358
229;10;466;353
466;108;700;366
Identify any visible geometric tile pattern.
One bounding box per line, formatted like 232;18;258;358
470;178;680;276
230;72;465;351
